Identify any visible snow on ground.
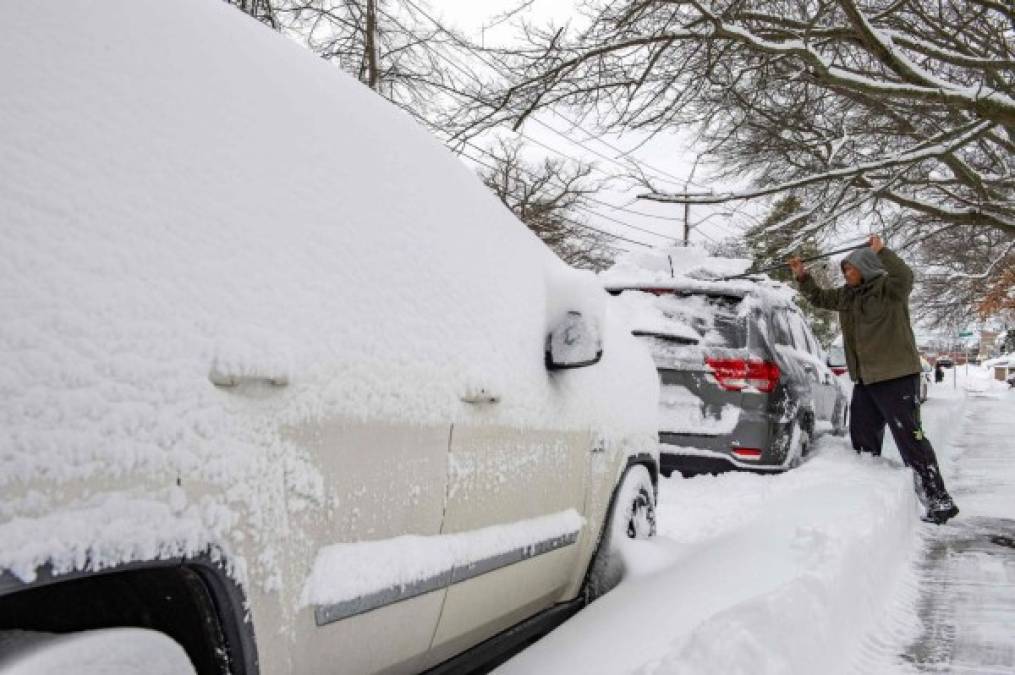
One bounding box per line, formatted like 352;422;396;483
0;628;195;675
499;367;1012;674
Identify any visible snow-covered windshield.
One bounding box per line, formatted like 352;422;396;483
614;290;746;348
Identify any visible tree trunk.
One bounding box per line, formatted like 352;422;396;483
364;0;379;90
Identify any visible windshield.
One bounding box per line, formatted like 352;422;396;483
615;289;747;348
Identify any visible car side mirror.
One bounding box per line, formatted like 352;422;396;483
546;311;603;370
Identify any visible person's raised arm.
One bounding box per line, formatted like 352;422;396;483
788;256;846;310
870;234;913;300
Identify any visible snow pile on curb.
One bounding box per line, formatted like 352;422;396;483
642;455;921;674
498;441;925;675
0;628;196;675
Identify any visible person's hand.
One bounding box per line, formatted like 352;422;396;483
787;256;806;280
869;234;884;253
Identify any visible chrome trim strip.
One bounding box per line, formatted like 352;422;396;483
313;530;580;626
314;569;452;626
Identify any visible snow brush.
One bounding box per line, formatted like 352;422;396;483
720;242;870;281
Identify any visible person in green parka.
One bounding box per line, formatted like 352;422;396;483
789;235;959;525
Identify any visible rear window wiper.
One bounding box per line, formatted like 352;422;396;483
632;330;699;345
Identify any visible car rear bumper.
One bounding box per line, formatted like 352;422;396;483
659;414;790;475
658;442;787;476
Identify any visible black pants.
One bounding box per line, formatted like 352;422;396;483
850;374;949;499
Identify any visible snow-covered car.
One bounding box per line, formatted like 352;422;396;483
0;3;661;674
827;337;848;377
605;250;849;477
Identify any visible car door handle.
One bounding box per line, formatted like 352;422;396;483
460;388;500;404
209;366;289;388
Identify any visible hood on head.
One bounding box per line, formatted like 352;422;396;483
841;247;886;282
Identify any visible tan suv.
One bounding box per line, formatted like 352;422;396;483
0;2;660;673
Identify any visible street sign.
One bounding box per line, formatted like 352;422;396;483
958;331;974;337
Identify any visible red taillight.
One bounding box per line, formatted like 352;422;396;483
831;366;847;376
732;447;763;460
705;358;780;393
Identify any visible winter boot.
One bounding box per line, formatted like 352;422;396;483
921;493;959;525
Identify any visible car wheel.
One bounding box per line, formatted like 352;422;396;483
787;420;811;468
0;627;196;675
583;464;656;602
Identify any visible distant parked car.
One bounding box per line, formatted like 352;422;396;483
937;356;954;368
829;339;930;401
827;337;848;377
608;280;849;477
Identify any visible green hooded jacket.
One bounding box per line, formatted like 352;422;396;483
797;247;922;384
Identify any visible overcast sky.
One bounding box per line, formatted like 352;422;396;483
424;0;754;252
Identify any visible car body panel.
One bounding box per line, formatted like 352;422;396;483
281;420;450;674
431;424;590;654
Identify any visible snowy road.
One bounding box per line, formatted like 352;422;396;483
498;369;1015;674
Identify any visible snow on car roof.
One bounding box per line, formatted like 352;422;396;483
602;247;800;351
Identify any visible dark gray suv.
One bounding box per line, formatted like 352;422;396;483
609;281;849;477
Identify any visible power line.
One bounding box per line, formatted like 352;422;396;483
455;148;656;248
458;138;676;242
374;3;690;246
380;5;711;228
398;0;713;192
548;110;712;189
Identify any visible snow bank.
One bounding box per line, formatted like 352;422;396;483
640;460;920;675
498;440;924;675
302;510;583;606
0;628;196;675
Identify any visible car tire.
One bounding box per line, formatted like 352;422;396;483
0;627;196;675
787;419;811;468
583;464;656;602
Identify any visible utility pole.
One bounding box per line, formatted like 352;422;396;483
680;194;716;244
678;157;712;245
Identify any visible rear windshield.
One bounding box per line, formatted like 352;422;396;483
615;289;747;348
